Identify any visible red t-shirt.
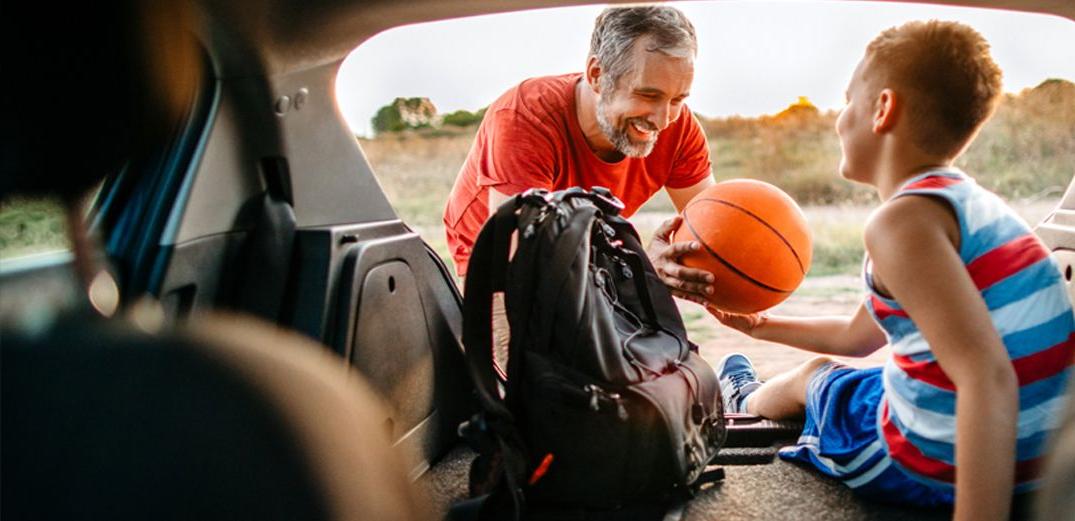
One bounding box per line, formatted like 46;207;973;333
443;73;712;275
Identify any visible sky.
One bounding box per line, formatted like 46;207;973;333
336;1;1075;137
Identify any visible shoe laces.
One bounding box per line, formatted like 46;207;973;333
726;369;756;392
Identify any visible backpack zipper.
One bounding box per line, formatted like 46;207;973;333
584;384;629;421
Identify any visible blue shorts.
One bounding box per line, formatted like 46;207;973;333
777;363;954;508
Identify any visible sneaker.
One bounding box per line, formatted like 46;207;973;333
716;353;762;414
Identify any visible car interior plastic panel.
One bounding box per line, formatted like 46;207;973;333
143;53;470;473
289;220;470;478
1036;179;1075;303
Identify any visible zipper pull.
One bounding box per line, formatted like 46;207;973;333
603;390;627;421
614;397;628;421
585;384;629;421
585;384;601;412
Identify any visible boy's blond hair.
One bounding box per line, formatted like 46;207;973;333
864;20;1003;157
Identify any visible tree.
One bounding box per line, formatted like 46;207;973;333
371;97;441;135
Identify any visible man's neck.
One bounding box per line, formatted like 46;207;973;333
574;78;624;163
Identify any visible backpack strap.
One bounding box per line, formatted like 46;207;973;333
461;195;537;520
463;199;517;418
606;215;690;342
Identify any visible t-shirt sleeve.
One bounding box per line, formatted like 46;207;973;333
666;110;712;189
475;109;557;195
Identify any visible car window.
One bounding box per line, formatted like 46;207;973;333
0;196;69;261
337;0;1073;364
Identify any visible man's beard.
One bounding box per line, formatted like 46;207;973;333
596;96;659;158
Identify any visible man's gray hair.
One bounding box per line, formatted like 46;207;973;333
589;6;697;92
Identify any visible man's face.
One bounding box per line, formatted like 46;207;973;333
595;37;694;158
835;58;880;182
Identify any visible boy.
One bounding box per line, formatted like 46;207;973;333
710;21;1074;520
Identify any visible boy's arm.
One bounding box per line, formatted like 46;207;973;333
866;196;1017;521
710;301;887;358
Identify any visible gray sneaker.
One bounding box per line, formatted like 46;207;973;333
716;353;762;414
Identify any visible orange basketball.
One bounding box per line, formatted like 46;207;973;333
672;179;812;314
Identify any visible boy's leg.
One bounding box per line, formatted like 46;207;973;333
718;353;834;420
746;356;833;419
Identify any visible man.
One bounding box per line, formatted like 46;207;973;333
443;5;715;303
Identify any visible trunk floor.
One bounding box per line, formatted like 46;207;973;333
420;446;959;521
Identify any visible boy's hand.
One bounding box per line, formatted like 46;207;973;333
707;304;767;337
647;215;714;304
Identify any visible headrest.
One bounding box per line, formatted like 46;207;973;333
0;0;201;203
2;313;431;520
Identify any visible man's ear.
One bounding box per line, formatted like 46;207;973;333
872;88;898;133
585;56;602;94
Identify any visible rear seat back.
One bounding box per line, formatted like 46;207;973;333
2;313;430;520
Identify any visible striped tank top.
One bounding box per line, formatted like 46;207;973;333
864;168;1075;492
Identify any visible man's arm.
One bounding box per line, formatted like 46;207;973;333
867;196;1016;521
489;187;512;212
667;176;714;212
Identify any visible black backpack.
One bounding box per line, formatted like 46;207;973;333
457;187;726;520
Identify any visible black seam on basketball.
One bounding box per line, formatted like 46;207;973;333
686;197;806;274
683;215;792;294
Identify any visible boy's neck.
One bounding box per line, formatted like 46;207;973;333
873;140;955;200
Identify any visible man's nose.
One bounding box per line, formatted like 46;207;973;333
654;103;673;130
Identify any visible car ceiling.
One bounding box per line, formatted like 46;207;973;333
196;0;1075;78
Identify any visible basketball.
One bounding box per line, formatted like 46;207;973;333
672;179;812;314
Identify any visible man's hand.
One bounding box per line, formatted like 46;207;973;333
647;215;714;304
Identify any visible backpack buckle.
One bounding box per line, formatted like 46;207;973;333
589;186;625;214
518;188;551;206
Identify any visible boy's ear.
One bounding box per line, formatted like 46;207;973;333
873;88;898;133
585;56;602;93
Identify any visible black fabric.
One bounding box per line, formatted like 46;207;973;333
1;317;330;521
233;191;297;322
456;188;726;520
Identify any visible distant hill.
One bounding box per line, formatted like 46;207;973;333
1004;78;1075;121
961;78;1075;199
695;79;1075;204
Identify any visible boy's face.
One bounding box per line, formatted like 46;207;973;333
835;58;881;183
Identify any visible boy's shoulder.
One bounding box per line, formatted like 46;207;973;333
864;194;960;258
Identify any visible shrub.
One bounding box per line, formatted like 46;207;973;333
442;107;487;128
